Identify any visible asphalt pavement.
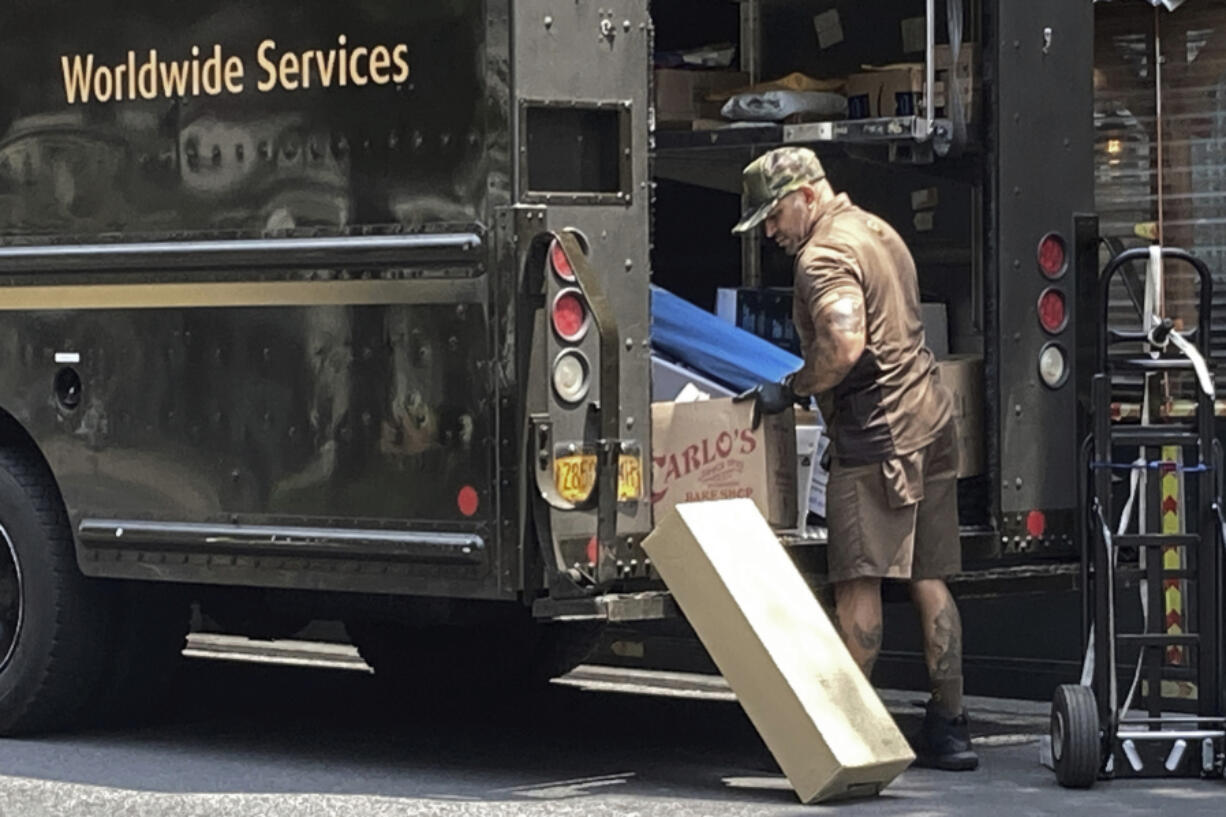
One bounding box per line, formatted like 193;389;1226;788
0;637;1220;816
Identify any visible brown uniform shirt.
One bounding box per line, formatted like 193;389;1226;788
792;193;951;464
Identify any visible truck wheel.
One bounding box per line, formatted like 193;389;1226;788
346;617;603;696
0;448;110;735
89;582;190;725
1051;684;1100;789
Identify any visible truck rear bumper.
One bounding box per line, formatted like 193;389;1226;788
532;591;677;623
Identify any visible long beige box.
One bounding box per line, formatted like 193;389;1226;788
642;499;914;803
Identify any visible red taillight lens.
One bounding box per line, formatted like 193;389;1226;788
1026;510;1046;538
552;289;589;341
1038;288;1067;333
550;239;576;281
1038;233;1067;278
457;485;479;517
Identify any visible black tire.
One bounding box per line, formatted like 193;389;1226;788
0;448;111;735
89;582;190;726
1051;684;1101;789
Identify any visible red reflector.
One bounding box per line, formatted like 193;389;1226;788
457;485;479;517
1026;510;1046;538
550;240;575;281
586;536;598;565
1038;233;1067;278
552;290;588;340
1038;288;1067;333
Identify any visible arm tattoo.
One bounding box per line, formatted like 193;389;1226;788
827;294;866;336
793;288;866;395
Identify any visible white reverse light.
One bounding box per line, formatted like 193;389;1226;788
1039;343;1068;388
552;350;591;403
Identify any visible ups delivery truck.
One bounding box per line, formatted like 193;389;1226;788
0;0;1097;733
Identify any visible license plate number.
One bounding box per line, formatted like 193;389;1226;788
554;453;642;503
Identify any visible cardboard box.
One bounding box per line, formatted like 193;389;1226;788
846;66;925;119
844;71;883;119
935;355;985;477
795;423;830;523
654;69;749;124
935;75;978;123
934;43;977;80
846;50;977;122
642;499;915;803
934;43;978;123
651;398;797;529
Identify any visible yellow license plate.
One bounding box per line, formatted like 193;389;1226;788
554;453;643;503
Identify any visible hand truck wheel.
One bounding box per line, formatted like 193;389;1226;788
1051;684;1101;789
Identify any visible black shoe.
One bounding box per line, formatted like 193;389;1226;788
911;702;980;771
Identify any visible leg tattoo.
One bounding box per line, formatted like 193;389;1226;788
852;622;884;678
929;599;964;716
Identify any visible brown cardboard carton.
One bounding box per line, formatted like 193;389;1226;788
847;50;977;122
642;499;915;803
935;75;977;123
844;71;881;118
934;43;978;122
654;69;749;124
846;66;926;118
934;43;977;80
935;355;985;477
876;65;927;117
650;398;797;529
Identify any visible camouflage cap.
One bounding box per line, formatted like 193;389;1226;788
731;147;826;234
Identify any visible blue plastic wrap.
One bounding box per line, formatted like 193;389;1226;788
649;285;801;392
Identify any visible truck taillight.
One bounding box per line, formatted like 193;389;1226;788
1038;232;1067;278
1039;343;1068;388
1038;288;1067;333
1026;510;1046;537
552;289;590;341
552;350;591;403
549;239;576;282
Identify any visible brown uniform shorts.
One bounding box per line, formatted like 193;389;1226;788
826;420;960;583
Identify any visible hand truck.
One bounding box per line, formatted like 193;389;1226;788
1050;246;1225;788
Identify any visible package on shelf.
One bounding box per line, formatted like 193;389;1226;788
845;65;925;119
654;68;749;125
845;45;978;122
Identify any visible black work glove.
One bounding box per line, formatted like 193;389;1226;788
734;377;802;430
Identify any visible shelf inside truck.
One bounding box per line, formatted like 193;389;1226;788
654;115;952;153
657;115;970;157
652;116;977;190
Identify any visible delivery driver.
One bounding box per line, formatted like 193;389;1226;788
733;147;978;772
